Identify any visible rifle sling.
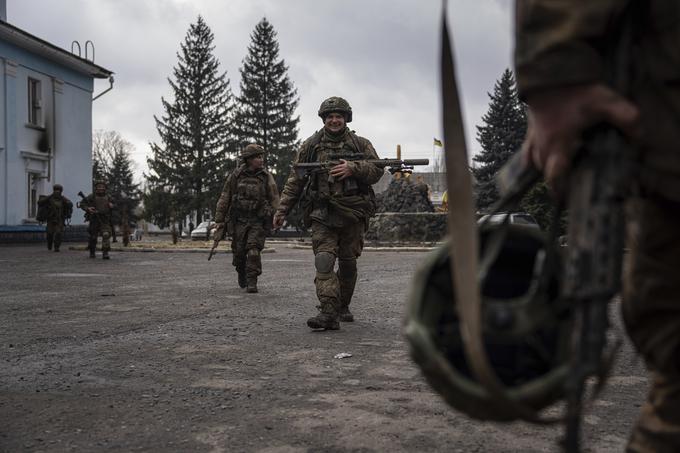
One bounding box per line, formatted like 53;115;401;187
440;4;559;424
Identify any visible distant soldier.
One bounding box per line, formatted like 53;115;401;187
37;183;73;252
214;144;280;293
80;180;114;259
273;96;384;330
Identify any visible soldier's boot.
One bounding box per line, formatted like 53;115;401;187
306;297;340;330
102;232;111;259
246;277;258;293
308;261;341;330
88;239;97;258
234;253;247;288
53;232;62;252
245;249;261;293
337;258;358;322
237;269;247;288
47;233;53;251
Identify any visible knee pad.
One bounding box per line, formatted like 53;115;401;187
247;249;260;258
315;251;336;274
338;258;357;278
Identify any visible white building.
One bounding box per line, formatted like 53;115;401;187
0;2;113;228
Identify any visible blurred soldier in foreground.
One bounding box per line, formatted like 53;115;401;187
516;1;680;451
214;144;279;293
273;96;383;330
37;184;73;252
80;180;114;260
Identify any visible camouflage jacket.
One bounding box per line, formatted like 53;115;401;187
278;127;383;226
515;0;680;199
214;165;280;225
39;194;73;223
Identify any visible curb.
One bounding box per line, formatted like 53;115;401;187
67;246;276;254
286;244;439;252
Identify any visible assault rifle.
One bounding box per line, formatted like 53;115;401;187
207;223;225;261
293;157;429;192
294;155;429;177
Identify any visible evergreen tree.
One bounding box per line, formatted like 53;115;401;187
473;69;527;211
108;145;142;222
146;16;235;225
233;17;300;189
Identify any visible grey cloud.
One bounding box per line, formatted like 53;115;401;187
8;0;513;175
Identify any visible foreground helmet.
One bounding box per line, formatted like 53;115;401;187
318;96;352;123
405;222;571;421
94;180;107;188
240;143;265;160
53;184;63;191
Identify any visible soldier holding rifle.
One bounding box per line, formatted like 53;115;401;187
79;180;114;260
213;144;279;294
274;96;426;330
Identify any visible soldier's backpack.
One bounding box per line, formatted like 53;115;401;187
36;195;49;222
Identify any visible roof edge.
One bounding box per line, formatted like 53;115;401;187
0;20;113;79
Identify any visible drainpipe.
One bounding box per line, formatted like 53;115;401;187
93;75;114;101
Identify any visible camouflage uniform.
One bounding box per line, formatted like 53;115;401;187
215;145;279;293
80;183;114;259
278;97;384;329
39;184;73;252
515;2;680;451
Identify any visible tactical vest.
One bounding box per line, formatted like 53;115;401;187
303;129;371;198
231;168;270;220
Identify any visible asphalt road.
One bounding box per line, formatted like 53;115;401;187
0;243;648;452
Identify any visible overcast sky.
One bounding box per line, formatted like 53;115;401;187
9;0;513;179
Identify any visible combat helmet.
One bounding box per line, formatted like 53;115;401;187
240;143;265;160
53;183;63;191
405;220;572;421
94;179;107;188
318;96;352;123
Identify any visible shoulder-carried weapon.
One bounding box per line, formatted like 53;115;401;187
293;157;429;179
207;224;225;261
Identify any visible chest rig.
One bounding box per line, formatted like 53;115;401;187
308;130;365;198
232;169;268;220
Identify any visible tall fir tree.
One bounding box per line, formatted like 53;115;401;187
472;68;527;211
233;17;300;189
108;146;142;222
146;16;235;224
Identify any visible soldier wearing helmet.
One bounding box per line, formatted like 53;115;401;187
273;97;384;330
214;143;279;293
37;183;73;252
80;180;115;259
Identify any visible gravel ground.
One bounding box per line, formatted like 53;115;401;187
0;243;648;452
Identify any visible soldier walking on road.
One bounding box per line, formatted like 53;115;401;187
214;144;279;293
38;184;73;252
80;180;115;260
273;97;384;330
515;1;680;451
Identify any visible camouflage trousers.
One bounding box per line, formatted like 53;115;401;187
46;221;64;250
231;222;266;280
311;220;364;315
88;221;112;252
623;195;680;452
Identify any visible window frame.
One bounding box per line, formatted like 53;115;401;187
27;77;42;127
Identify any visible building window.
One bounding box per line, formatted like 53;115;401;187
28;78;42;126
27;173;38;219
